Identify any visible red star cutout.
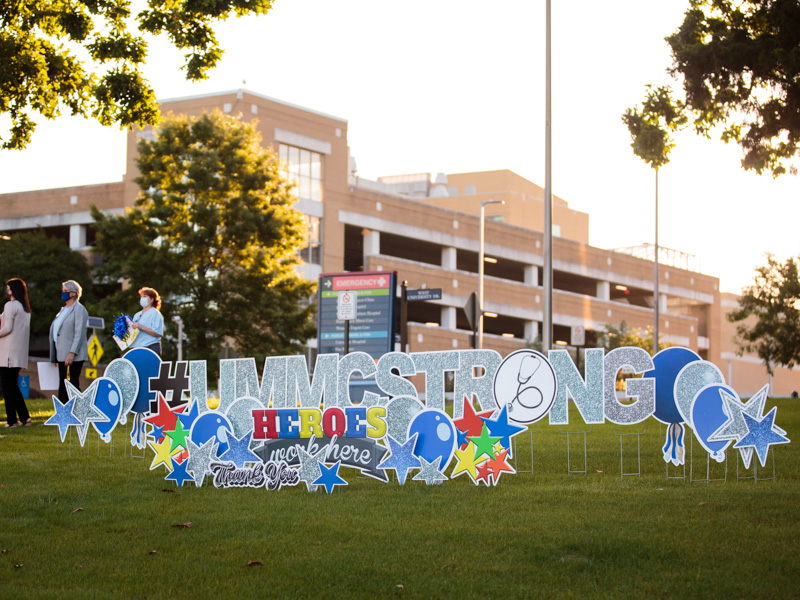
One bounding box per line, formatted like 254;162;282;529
475;460;494;486
486;448;515;484
453;396;495;445
173;449;190;464
144;393;186;432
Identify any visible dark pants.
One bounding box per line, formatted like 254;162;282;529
58;360;84;405
1;367;30;425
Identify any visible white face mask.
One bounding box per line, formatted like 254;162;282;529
140;296;151;308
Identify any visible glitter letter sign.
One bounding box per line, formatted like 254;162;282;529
46;347;790;489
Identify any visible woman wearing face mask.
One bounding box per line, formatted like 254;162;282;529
0;278;32;427
49;280;89;404
128;287;164;357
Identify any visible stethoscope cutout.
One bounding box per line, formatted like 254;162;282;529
509;354;544;413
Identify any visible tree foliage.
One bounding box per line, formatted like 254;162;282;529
524;336;543;352
627;0;800;177
728;254;800;374
622;85;688;169
0;229;93;341
0;0;274;150
91;110;316;368
595;321;670;354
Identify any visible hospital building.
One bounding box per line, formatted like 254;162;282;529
1;89;797;396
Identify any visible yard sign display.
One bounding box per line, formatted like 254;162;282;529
45;346;790;491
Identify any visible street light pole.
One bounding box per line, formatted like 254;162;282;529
543;0;553;355
479;199;504;349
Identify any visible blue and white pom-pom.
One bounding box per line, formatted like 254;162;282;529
113;314;132;340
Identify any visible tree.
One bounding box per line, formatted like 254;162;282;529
622;85;688;169
727;254;800;374
1;0;274;150
91;110;316;369
0;229;93;343
633;0;800;177
524;336;543;352
622;85;687;355
595;321;670;354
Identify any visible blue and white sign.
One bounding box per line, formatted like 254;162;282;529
318;271;397;359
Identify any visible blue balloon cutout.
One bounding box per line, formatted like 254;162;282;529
190;412;233;456
646;347;701;424
125;347;162;414
692;384;734;461
92;378;122;440
408;409;456;470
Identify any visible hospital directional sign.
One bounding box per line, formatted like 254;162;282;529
318;271;397;359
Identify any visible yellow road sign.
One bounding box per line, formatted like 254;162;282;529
85;368;97;379
88;334;103;366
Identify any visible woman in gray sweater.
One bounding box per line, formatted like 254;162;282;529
49;280;89;405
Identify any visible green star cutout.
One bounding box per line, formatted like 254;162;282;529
468;424;502;461
166;418;190;452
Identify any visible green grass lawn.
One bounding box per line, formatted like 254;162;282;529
1;397;798;599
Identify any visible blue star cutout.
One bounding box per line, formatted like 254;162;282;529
312;461;348;494
44;395;81;442
148;424;165;442
456;427;469;449
734;407;790;467
481;405;526;449
165;458;193;487
377;433;421;485
412;456;448;485
218;431;261;468
177;401;200;431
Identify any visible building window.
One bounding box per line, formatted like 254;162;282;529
300;215;322;265
279;143;323;203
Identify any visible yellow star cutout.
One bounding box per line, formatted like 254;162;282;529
493;441;511;457
450;441;489;481
148;437;182;472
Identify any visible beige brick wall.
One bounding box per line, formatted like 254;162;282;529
0;182;125;220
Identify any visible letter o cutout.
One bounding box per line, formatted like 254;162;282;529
323;408;346;437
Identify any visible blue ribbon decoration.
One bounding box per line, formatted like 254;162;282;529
662;422;685;466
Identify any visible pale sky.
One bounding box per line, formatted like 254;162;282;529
1;0;797;294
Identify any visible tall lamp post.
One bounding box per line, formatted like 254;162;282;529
479;199;505;349
543;0;553;354
622;85;686;355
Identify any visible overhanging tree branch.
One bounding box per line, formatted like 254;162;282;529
0;0;275;150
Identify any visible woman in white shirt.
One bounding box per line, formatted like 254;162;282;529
128;287;164;357
0;278;32;427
